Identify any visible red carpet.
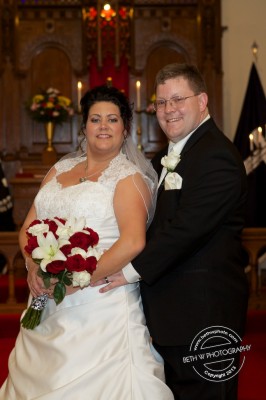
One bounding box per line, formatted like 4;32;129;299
238;310;266;400
0;310;265;398
0;314;20;386
0;274;28;303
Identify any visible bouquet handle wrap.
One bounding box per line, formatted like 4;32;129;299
21;294;49;330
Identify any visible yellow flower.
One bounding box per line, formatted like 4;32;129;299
58;96;71;107
46;101;54;108
33;94;44;103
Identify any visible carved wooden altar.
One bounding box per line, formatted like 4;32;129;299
0;0;223;160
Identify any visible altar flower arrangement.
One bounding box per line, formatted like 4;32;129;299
26;87;74;124
21;217;102;330
146;93;156;114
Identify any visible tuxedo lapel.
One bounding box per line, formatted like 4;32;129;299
157;181;165;197
153;147;168;198
181;118;215;156
156;119;216;198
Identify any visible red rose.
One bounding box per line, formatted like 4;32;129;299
46;260;66;274
60;244;73;257
43;219;59;237
83;228;99;246
85;256;97;274
65;254;87;272
69;232;93;251
24;236;38;255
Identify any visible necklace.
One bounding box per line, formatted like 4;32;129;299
79;164;106;183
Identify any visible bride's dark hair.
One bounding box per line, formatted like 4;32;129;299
80;85;133;133
65;85;158;229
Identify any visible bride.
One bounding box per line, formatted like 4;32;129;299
0;85;174;399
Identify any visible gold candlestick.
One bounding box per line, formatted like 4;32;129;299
136;111;142;151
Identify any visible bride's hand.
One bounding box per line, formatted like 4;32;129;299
26;258;59;299
26;258;48;298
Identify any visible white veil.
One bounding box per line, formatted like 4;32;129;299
121;136;158;228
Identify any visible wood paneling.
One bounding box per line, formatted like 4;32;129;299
31;48;72;98
146;47;186;103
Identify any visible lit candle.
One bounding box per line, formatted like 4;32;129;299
258;126;262;145
136;81;141;111
249;133;254;153
77;81;82;113
106;76;112;87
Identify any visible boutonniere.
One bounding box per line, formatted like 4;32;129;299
161;151;182;190
161;151;181;172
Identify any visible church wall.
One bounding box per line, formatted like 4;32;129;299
222;0;266;141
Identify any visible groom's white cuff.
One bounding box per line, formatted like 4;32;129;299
122;263;141;283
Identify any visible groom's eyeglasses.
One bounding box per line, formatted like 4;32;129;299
153;94;199;112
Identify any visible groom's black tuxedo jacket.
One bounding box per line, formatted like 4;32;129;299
133;118;249;346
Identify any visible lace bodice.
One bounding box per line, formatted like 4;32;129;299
34;153;140;250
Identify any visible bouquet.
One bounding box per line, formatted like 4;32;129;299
21;217;102;330
26;87;74;124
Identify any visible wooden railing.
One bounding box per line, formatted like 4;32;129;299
0;232;28;313
0;228;266;314
241;228;266;293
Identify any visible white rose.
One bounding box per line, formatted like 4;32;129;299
164;172;183;190
72;271;91;288
28;223;50;236
161;152;181;171
70;247;87;257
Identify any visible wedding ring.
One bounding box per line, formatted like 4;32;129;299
105;277;109;284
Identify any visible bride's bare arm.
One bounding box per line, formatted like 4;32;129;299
90;172;150;284
19;167;57;298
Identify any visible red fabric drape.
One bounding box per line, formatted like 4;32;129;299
89;53;129;95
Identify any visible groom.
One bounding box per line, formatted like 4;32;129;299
97;63;249;400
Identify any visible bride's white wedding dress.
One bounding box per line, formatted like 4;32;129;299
0;153;174;400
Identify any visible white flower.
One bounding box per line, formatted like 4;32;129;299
31;231;68;271
28;222;50;237
161;151;181;172
72;271;91;288
87;247;103;260
56;217;87;240
70;247;87;258
1;178;7;187
47;87;59;95
164;172;183;190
